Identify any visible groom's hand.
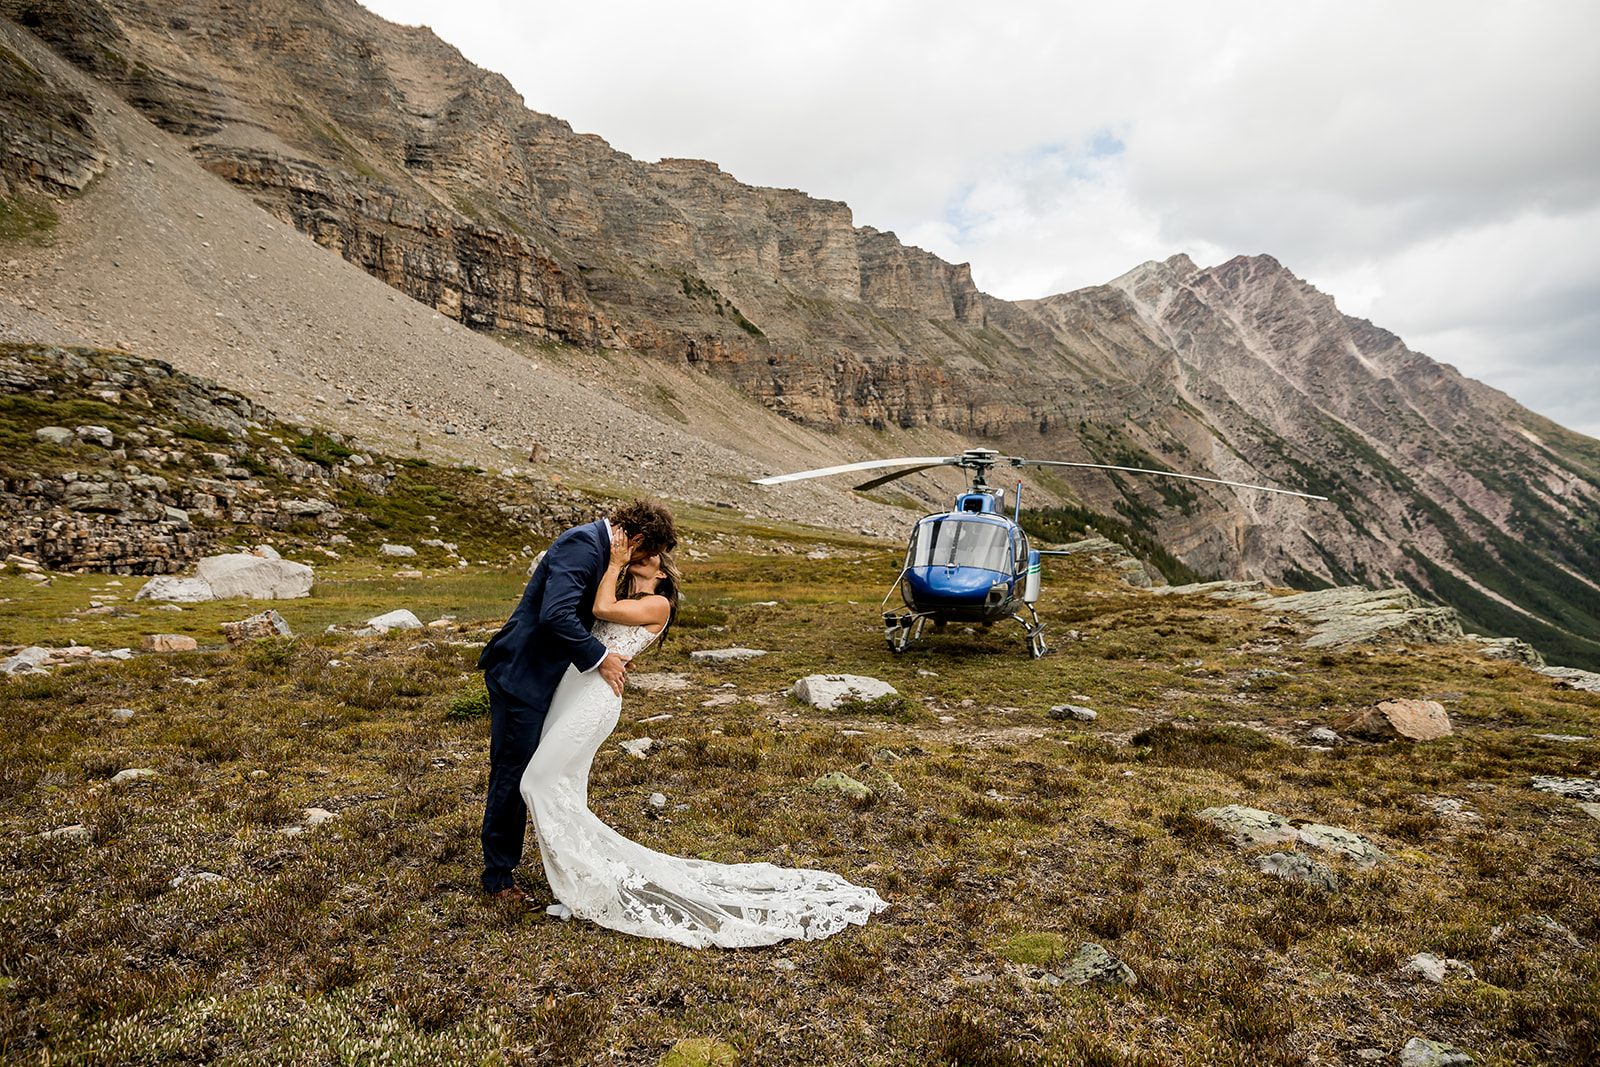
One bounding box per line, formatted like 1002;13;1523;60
599;651;630;696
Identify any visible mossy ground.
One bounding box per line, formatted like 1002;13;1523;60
2;547;1596;1066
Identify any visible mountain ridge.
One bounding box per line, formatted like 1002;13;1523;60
3;0;1599;668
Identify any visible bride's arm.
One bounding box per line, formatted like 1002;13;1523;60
593;592;670;630
593;529;672;629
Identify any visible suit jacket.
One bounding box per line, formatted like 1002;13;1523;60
478;518;612;712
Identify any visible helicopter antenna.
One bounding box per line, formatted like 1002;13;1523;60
1010;459;1329;501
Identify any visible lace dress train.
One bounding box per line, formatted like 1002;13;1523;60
519;621;888;948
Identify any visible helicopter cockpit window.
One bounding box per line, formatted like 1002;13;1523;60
909;518;1011;571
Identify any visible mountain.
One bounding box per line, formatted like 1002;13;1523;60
3;0;1599;669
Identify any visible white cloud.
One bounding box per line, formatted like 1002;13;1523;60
359;0;1600;437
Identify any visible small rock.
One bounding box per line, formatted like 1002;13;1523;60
1;647;53;675
791;674;898;710
648;793;667;809
135;576;215;602
1307;726;1340;744
1490;914;1582;949
1355;1051;1386;1062
1048;704;1097;722
366;609;423;633
33;426;75;446
1530;776;1600;802
661;1037;739;1067
302;807;337;827
1532;733;1589;743
1256;852;1339;891
774;959;797;971
170;871;225;889
74;424;115;447
619;737;654;759
221;610;292;644
253;544;282;560
810;772;873;799
141;634;198;652
380;544;418;557
689;647;767;664
38;824;91;841
1578;802;1600;821
1399;1036;1474;1067
110;768;156;784
109;708;135;721
1402;953;1475;983
1058;942;1137;987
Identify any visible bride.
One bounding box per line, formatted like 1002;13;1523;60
519;533;889;948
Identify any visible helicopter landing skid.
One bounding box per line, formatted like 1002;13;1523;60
1013;603;1049;659
883;611;927;654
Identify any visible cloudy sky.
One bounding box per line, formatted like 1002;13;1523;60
361;0;1600;438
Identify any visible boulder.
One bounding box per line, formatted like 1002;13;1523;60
366;609;423;633
141;634;198;652
1336;699;1452;741
221;610;293;644
690;647;768;664
1193;805;1301;849
196;554;314;599
135;576;216;602
792;674;898;710
1296;823;1390;868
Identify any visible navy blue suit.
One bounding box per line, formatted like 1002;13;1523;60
477;518;612;892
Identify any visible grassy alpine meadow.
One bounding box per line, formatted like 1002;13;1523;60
1;548;1598;1066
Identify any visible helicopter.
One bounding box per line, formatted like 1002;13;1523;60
753;448;1327;658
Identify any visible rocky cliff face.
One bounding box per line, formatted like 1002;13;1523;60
4;0;1599;668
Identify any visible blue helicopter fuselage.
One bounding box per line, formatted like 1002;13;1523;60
898;492;1036;622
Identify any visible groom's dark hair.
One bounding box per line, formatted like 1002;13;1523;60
611;498;678;555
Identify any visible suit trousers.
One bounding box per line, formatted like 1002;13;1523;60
480;674;548;892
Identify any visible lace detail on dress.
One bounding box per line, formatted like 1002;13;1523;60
519;623;888;947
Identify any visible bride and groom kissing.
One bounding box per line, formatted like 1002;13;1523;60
476;499;888;948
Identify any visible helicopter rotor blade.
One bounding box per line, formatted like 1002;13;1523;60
751;456;958;486
1012;459;1329;501
851;464;950;491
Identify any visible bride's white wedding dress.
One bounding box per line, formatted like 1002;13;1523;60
520;620;889;948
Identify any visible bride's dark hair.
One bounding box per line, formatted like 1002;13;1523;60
624;551;682;647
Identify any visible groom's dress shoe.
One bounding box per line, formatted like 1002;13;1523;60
488;885;530;905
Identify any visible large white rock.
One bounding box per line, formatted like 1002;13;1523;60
135;576;216;602
366;609;423;633
196;554;314;600
791;674;899;710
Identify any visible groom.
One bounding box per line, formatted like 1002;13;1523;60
477;498;678;900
